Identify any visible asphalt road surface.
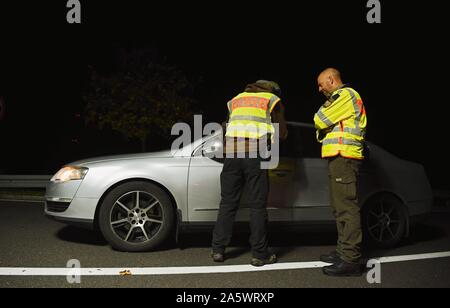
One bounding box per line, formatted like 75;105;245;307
1;201;450;288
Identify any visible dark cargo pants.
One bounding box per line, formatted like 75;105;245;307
329;156;362;263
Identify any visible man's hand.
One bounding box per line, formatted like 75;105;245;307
317;125;334;141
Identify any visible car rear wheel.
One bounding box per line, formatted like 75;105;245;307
99;181;174;252
362;193;407;249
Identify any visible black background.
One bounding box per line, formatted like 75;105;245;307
0;1;448;188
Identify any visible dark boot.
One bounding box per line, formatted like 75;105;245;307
211;252;225;263
322;259;362;277
320;250;341;264
250;254;277;267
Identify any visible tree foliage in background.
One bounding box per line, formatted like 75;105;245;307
83;48;198;152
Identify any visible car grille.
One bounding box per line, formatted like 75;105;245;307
46;201;70;213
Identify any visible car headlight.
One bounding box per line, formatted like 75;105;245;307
51;166;89;183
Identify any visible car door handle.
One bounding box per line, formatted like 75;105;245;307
273;170;292;177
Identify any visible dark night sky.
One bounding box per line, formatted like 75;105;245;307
0;1;448;188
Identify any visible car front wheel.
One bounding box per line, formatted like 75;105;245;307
99;181;174;252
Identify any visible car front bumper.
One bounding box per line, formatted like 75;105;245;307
44;180;98;228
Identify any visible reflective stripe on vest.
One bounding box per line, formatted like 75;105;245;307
331;125;363;136
317;110;334;127
323;138;361;147
229;115;272;124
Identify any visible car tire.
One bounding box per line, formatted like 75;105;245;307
99;181;174;252
362;193;407;249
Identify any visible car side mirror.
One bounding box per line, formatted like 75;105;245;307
202;141;223;158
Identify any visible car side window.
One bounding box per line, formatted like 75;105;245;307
194;126;321;159
280;126;321;158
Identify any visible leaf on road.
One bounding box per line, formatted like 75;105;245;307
119;270;132;276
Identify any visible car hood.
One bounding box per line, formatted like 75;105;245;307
68;150;174;167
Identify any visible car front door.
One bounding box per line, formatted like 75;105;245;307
187;133;293;223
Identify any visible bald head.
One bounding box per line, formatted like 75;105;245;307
319;68;342;82
317;68;343;99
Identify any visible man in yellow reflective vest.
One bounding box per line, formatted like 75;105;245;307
314;68;367;276
211;80;287;266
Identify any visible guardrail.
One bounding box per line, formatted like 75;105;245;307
286;121;315;129
0;175;52;188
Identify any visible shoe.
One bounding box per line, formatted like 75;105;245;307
251;254;277;267
211;252;224;262
320;250;341;264
322;259;362;277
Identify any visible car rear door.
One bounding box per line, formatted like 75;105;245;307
281;124;334;222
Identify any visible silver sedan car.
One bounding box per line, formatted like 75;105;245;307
45;122;432;251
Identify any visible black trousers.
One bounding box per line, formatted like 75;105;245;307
212;157;270;259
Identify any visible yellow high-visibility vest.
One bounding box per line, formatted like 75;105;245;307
225;92;280;139
313;87;367;160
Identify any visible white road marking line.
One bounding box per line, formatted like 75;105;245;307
376;251;450;263
1;251;450;276
0;263;326;276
